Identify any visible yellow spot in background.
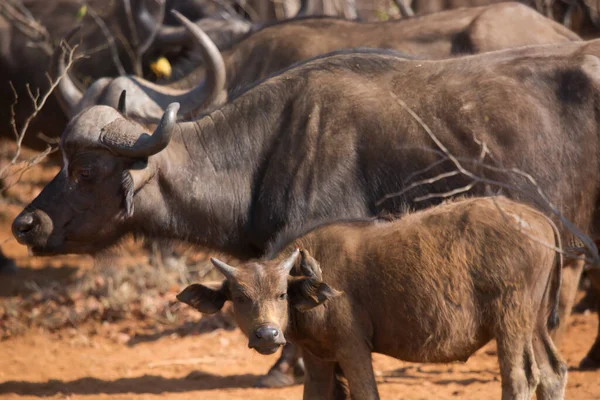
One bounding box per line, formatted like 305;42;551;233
151;57;172;79
76;5;87;21
375;8;390;21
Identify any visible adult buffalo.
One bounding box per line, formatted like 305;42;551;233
53;3;580;123
12;41;600;386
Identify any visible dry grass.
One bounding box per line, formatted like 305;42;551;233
0;255;235;341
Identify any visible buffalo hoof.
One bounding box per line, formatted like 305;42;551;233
579;354;600;370
254;360;305;388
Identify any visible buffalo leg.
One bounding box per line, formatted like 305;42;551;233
579;292;600;369
255;342;303;388
302;349;337;400
534;325;567;400
552;258;585;342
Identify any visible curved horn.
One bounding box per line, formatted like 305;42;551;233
50;26;84;119
118;90;128;116
104;102;180;158
280;249;300;274
170;10;227;113
210;257;238;279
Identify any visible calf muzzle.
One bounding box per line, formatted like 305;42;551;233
249;325;286;355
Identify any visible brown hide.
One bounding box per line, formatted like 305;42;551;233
180;197;566;398
195;3;580;103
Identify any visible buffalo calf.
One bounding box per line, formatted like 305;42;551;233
179;197;566;399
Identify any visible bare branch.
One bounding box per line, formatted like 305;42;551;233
392;0;414;17
86;6;127;76
0;41;83;192
379;92;600;267
0;0;52;55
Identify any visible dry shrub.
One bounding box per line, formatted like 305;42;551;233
0;256;235;340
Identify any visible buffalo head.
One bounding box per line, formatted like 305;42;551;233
12;98;179;255
177;249;341;355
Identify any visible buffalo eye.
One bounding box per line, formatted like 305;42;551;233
278;293;287;301
78;168;92;181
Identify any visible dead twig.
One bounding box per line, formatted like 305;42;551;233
0;0;52;55
86;6;126;76
379;92;600;268
0;40;83;192
392;0;414;17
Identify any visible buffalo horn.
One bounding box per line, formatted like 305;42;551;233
171;10;226;113
105;102;180;158
280;249;300;274
210;258;238;279
118;90;128;117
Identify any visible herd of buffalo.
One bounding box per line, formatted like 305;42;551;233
3;0;600;398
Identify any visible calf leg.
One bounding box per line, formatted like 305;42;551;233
302;349;337;400
496;334;539;400
534;326;567;400
336;341;379;400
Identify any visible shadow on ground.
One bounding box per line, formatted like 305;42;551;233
0;371;264;395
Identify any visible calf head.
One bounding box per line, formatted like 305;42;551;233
11;93;179;256
177;249;341;355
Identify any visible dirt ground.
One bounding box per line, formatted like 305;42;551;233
0;304;599;400
1;142;600;400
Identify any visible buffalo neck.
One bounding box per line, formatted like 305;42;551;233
131;88;289;259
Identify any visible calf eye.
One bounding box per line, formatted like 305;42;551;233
278;293;287;301
233;294;250;303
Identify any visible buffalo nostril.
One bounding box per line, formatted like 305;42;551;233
255;326;280;340
15;214;35;233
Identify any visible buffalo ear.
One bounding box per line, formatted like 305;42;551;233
128;159;153;192
121;160;152;218
581;54;600;85
298;249;323;280
287;277;341;311
177;281;229;314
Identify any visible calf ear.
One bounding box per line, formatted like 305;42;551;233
582;54;600;86
287;277;342;312
177;281;229;314
298;249;323;280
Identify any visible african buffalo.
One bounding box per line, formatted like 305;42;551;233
0;0;168;150
12;42;600;382
179;196;566;399
54;3;580;123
